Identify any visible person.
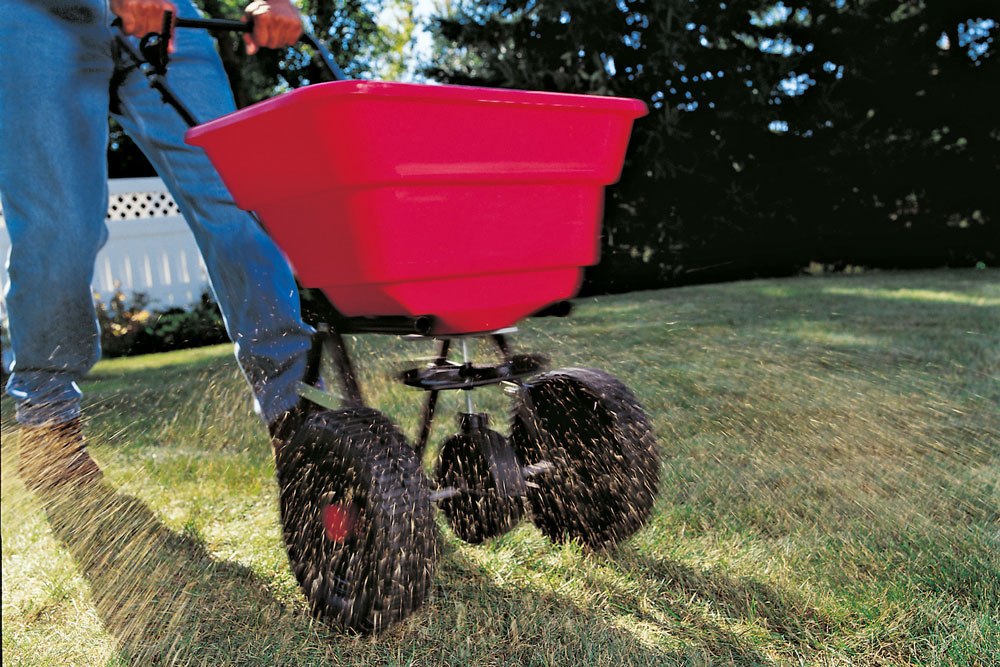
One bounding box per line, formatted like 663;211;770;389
0;0;316;490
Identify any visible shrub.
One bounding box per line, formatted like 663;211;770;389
94;288;153;357
94;288;228;357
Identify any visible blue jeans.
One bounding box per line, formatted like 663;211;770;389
0;0;313;426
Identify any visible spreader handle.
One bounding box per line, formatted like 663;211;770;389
112;11;349;127
172;16;349;82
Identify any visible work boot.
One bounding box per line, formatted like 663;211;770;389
17;418;102;492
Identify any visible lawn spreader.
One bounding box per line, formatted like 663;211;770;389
118;14;661;633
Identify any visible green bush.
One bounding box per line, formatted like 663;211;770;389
94;288;228;357
94;288;154;357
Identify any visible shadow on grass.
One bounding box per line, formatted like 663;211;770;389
437;538;794;665
625;552;834;649
431;544;691;666
550;550;825;663
38;482;328;665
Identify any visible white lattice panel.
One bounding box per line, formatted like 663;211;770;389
107;191;181;220
0;177;182;223
106;177;182;220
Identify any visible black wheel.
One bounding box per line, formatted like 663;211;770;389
436;427;524;544
275;408;439;633
510;367;660;550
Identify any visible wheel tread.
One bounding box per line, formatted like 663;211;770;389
278;407;439;633
510;367;660;549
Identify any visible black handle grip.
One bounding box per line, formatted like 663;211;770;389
172;16;348;81
174;17;249;33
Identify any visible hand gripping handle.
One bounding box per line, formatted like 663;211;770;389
171;15;348;82
111;10;349;127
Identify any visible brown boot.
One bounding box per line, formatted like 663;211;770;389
17;418;102;491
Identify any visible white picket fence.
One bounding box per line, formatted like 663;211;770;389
0;177;210;327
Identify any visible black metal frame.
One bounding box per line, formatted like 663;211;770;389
300;317;563;509
303;325;551;501
296;318;560;502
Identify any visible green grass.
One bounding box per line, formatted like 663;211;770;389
2;268;998;666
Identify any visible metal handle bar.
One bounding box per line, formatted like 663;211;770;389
171;16;348;82
113;11;348;127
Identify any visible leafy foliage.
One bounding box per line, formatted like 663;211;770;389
94;288;154;357
428;0;999;290
95;288;228;357
194;0;414;106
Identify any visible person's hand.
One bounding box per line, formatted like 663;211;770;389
242;0;303;55
110;0;176;38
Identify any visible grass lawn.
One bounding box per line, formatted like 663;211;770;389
2;268;998;666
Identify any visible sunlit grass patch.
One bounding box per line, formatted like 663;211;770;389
2;268;998;666
823;285;1000;307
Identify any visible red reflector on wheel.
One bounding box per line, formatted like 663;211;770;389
321;503;356;542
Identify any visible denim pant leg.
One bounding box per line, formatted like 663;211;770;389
112;0;314;424
0;1;114;426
